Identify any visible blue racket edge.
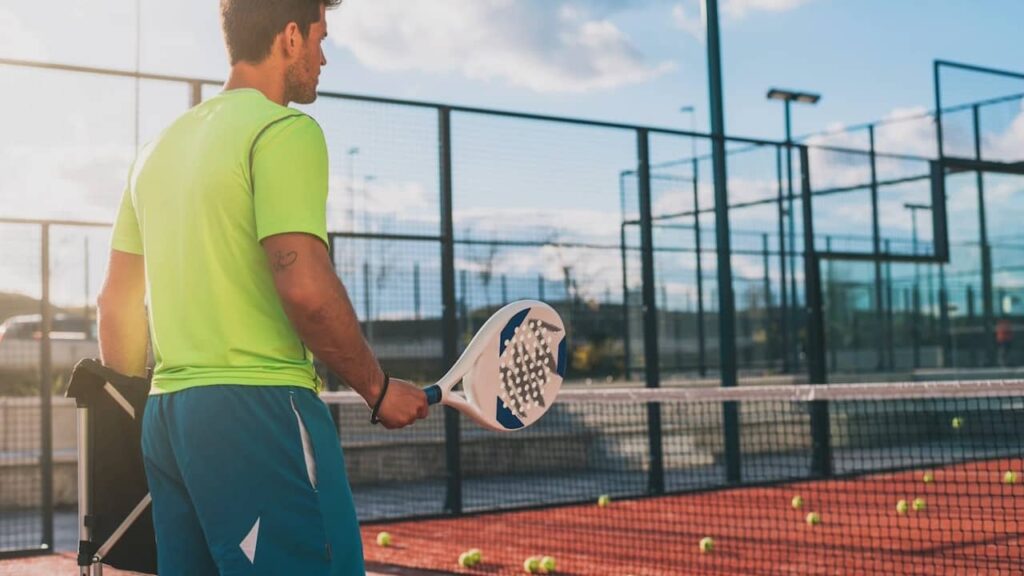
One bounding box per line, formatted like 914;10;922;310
424;384;443;405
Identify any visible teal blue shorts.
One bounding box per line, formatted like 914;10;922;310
141;385;365;575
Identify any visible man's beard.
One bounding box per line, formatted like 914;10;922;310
284;60;317;105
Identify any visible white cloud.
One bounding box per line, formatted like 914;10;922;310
328;0;674;93
673;0;812;38
722;0;814;19
0;8;47;59
671;4;704;40
984;99;1024;163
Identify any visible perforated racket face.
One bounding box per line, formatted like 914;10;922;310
464;301;566;430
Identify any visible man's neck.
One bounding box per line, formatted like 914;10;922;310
224;63;288;106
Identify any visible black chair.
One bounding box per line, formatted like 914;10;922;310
65;359;157;575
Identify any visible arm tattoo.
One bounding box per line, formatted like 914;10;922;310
273;250;298;272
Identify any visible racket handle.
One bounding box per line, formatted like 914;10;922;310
423;384;443;406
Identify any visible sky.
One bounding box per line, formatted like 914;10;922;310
1;0;1023;313
3;0;1024;137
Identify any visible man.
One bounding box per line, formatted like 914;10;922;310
96;1;428;574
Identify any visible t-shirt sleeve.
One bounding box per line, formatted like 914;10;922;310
111;182;144;255
252;115;330;248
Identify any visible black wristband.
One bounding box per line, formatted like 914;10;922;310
370;372;390;425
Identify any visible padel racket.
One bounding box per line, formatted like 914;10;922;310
424;299;567;432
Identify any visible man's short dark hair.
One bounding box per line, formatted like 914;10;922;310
221;0;342;65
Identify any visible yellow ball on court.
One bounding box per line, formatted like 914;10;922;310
523;557;541;573
951;417;963;429
791;495;804;510
1003;471;1018;485
699;537;714;553
896;500;909;515
806;512;821;526
912;498;926;512
376;532;392;547
467;548;483;563
922;472;934;484
597;494;611;507
458;552;476;568
539;555;556;573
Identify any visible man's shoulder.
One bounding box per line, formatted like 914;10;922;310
203;92;311;137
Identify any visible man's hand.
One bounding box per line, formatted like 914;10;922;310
373;378;429;429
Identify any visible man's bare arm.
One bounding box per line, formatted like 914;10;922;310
97;250;149;377
262;232;386;401
262;233;427;428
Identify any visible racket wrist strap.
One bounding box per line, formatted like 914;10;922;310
370;371;390;425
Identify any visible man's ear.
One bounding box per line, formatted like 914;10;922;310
280;21;302;58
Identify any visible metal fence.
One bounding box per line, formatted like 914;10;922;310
2;56;1024;556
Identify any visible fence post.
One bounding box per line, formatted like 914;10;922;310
705;0;741;483
636;129;664;495
413;262;421;320
618;172;633;381
869;126;886;372
967;284;977;366
775;147;790;374
620;219;632;381
885;241;895;370
438;107;462;515
693;159;708;377
972;105;996;366
40;222;55;550
761;233;771;370
939;265;951;367
800;146;832;478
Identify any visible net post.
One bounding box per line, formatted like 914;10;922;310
636;128;665;494
438;106;462;514
799;145;833;477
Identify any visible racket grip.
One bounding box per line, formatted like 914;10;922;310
423;384;443;406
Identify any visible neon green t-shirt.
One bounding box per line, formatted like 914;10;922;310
111;89;328;394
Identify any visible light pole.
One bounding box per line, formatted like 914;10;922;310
680;105;697;158
680;104;706;375
767;88;820;372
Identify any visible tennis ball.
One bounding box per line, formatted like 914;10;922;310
951;417;963;429
597;495;611;507
912;497;926;512
376;532;392;547
896;499;909;515
699;537;714;553
468;548;483;563
523;556;541;573
539;555;556;573
922;472;934;484
806;512;821;526
1003;470;1018;485
458;552;476;568
791;495;804;510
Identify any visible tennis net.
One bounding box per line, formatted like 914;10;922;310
322;379;1024;575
